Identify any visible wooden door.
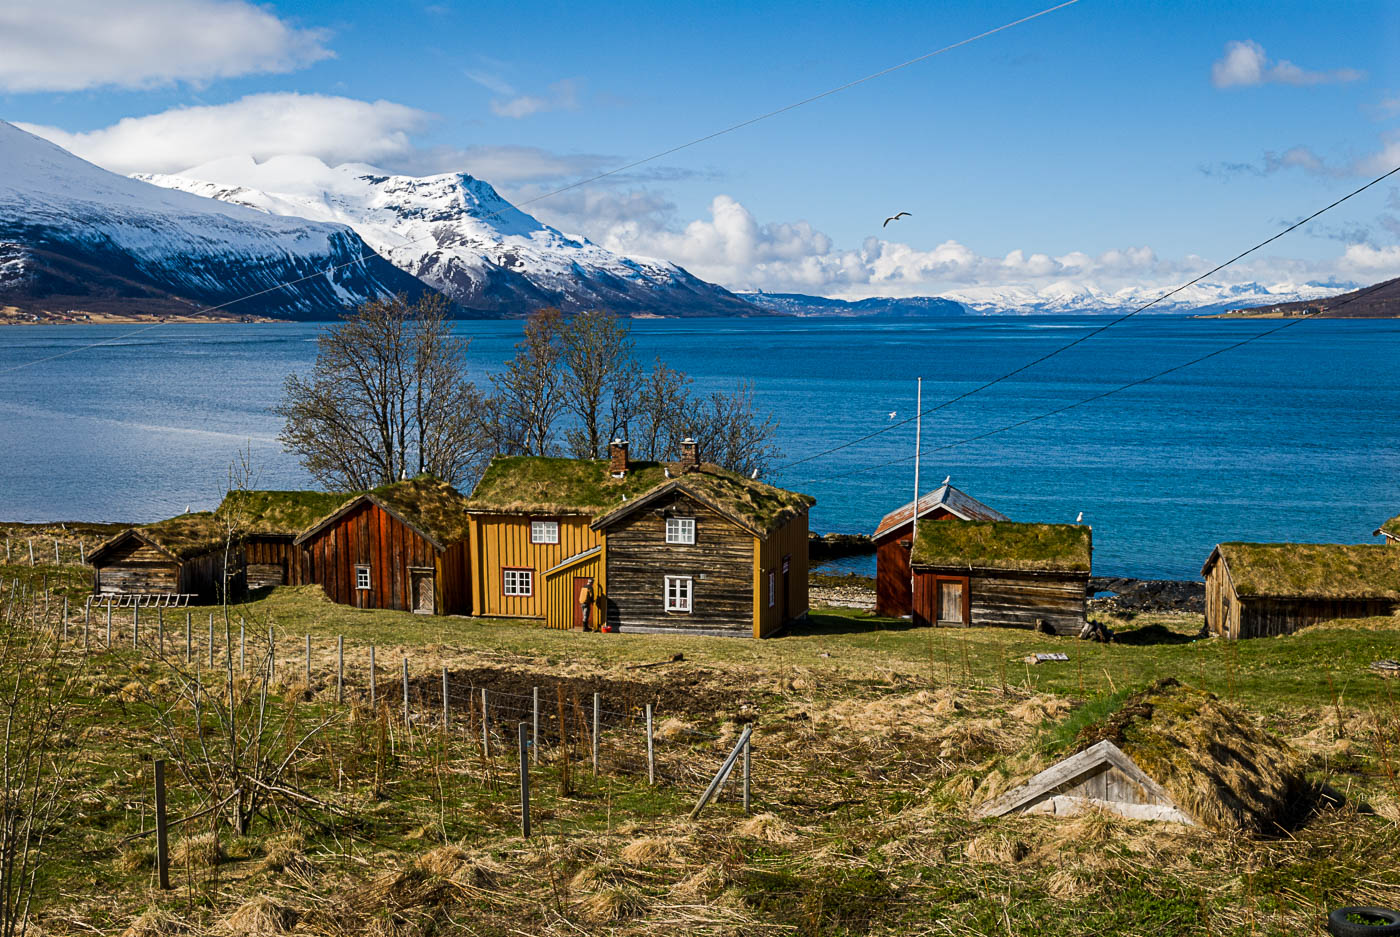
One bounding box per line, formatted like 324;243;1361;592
411;570;436;615
937;577;969;626
573;577;594;630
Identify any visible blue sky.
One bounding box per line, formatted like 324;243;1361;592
3;0;1398;299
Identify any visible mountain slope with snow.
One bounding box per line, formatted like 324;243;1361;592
937;279;1351;315
0;121;435;320
138;156;759;318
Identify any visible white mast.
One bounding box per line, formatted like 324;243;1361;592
910;377;922;617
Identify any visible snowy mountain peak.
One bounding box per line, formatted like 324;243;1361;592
139;156;755;317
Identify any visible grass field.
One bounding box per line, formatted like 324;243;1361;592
3;558;1399;936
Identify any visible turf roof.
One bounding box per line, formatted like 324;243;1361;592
299;475;471;548
1209;542;1400;599
217;490;348;536
131;512;228;560
1379;513;1400;539
910;520;1091;572
470;455;814;534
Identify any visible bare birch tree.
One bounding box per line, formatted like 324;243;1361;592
560;309;637;458
489;307;565;456
275;293;488;490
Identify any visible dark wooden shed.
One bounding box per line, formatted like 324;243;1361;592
295;476;471;615
1375;513;1400;546
1202;542;1400;639
217;490;348;590
591;460;814;638
88;512;239;603
910;520;1090;635
872;482;1009;617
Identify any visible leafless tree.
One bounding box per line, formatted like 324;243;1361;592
560;309;638;458
489;308;566;456
686;380;783;478
628;358;691;461
275;293;487;490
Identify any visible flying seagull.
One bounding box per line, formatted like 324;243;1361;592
882;211;911;228
888;410;897;420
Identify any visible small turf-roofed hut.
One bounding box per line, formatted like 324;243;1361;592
466;442;687;629
1202;542;1400;639
1375;514;1400;546
873;483;1009;617
88;512;238;602
591;455;814;638
909;520;1090;634
294;476;471;615
218;489;347;590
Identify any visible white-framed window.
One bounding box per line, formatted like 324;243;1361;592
355;566;371;591
503;568;534;597
664;575;693;613
768;570;776;608
665;517;696;544
530;520;559;544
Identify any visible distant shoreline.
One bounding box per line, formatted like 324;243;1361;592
1;306;274;325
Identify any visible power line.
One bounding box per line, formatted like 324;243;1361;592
777;162;1400;470
785;272;1399;487
0;1;1081;377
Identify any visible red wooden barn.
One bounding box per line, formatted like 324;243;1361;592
872;481;1008;617
294;476;471;615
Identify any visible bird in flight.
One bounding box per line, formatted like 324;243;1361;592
882;211;911;228
888;411;897;420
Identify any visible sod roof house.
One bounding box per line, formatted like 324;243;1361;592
294;476;472;615
909;520;1090;635
591;445;814;638
1375;513;1400;546
218;489;347;589
467;439;814;636
1202;542;1400;639
88;512;236;602
873;482;1009;617
978;680;1309;832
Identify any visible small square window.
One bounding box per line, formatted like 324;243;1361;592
355;566;371;590
665;575;692;613
503;568;533;597
530;520;559;544
665;517;696;544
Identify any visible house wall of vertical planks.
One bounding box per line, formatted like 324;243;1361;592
468;515;603;622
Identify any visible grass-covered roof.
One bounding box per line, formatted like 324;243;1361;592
1063;679;1309;833
369;476;472;546
1211;542;1400;599
911;520;1091;572
136;512;228;560
1378;513;1400;539
217;490;348;536
469;456;814;534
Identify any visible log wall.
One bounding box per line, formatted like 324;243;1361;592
913;565;1088;635
603;493;756;637
244;536;307;589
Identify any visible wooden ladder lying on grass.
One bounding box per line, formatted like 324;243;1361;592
87;593;196;609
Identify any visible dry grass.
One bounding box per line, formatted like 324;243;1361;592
171;831;223;869
218;896;296;936
619;836;677;865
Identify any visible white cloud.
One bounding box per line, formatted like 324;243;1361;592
1211;40;1363;89
490;79;581;119
1339;243;1400;276
0;0;332;93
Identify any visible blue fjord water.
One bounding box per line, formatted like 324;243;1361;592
1;315;1396;580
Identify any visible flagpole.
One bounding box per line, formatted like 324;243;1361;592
911;377;922;619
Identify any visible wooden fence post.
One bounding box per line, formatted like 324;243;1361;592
336;636;343;704
208;614;214;668
267;626;275;682
239;621;245;674
442;667;449;730
83;600;90;651
743;733;751;814
133;604;139;650
62;596;68;641
53;540;59;566
690;725;753;820
305;634;312;687
532;686;540;764
518;722;531;839
106;604;112;648
157;607;164;656
645;703;655;785
481;688;489;757
28;539;34;566
79;541;85;565
592;692;600;776
401;657;410;724
154;759;171;890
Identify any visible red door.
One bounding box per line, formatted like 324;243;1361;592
573;577;594;630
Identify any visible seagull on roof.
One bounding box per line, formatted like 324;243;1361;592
942;475;951;486
882;211;911;228
185;505;190;514
1076;511;1084;524
664;467;671;478
751;468;760;479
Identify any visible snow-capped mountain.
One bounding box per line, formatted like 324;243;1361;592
937;279;1351;315
0;121;434;320
138;156;758;318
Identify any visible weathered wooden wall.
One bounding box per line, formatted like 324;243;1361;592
1203;560;1239;637
1237;596;1396;638
303;501;467;614
913;565;1087;635
244;536;306;589
603;493;755;637
93;536;180;595
542;550;603;630
469;515;602;619
756;510;810;637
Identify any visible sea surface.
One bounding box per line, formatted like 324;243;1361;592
2;315;1397;580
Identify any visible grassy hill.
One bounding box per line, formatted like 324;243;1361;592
1217;275;1400;318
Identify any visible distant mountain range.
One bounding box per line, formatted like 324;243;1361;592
138;156;758;318
740;292;966;316
0;121;432;321
937;279;1351;315
1215;275;1400;318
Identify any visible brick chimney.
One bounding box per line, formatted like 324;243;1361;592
609;438;629;478
679;437;699;473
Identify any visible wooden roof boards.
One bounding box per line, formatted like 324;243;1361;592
873;483;1009;540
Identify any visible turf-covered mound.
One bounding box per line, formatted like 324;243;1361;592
1069;678;1312;833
